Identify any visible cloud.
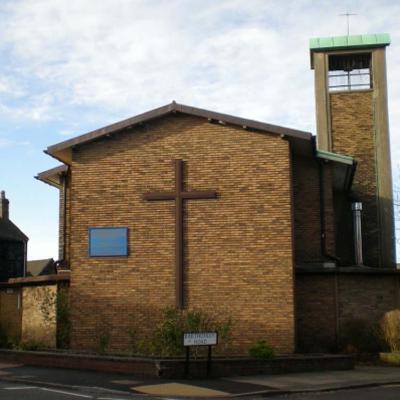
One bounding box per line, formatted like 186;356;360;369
0;0;399;133
0;137;30;148
0;1;372;126
1;0;400;163
1;0;400;258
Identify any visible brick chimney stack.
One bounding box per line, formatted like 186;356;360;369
0;191;9;220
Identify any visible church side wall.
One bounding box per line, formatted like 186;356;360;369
296;272;400;352
323;164;335;257
330;91;380;267
58;178;65;261
292;156;335;263
292;156;321;263
60;172;72;264
68;114;295;354
0;288;22;342
295;274;337;352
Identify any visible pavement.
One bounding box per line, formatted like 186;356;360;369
0;362;400;398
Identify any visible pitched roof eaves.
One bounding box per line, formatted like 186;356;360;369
45;102;312;155
35;164;68;188
316;149;354;165
0;219;28;241
36;165;68;179
178;103;312;140
46;103;174;154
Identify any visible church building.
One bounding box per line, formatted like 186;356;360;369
37;33;398;354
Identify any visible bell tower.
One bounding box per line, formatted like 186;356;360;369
310;34;395;268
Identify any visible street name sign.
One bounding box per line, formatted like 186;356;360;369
183;332;218;347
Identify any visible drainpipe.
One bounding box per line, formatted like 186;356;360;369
318;160;340;262
62;174;67;262
319;160;340;350
23;241;27;277
352;202;363;266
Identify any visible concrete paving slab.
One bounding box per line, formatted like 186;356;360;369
134;382;229;397
0;363;22;369
110;379;140;385
2;362;400;398
226;366;400;391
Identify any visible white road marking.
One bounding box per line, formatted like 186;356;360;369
98;398;137;400
4;386;38;390
40;387;93;398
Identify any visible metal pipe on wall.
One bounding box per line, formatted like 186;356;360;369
352;202;363;265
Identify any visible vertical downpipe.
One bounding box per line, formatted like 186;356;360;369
62;174;67;262
352;202;363;265
318;161;326;258
319;160;340;348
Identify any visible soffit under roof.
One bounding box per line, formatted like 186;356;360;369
45;102;314;163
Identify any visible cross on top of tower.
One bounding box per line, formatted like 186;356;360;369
339;11;357;36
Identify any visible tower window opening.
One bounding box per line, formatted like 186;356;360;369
328;53;372;91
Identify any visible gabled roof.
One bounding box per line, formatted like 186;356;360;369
26;258;55;277
35;164;68;188
316;150;356;191
45;101;313;163
0;218;28;242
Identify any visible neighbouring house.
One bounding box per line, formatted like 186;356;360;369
26;258;56;277
0;193;68;348
0;191;28;281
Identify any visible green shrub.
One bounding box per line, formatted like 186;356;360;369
380;352;400;365
248;341;275;360
0;325;19;349
56;288;70;349
153;307;184;356
97;333;110;355
380;310;400;352
19;340;44;351
131;307;233;357
0;325;10;348
94;312;112;355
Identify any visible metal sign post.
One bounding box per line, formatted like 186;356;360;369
183;332;218;378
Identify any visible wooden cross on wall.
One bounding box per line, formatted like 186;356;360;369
143;160;218;309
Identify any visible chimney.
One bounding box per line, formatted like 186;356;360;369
0;191;9;220
352;202;363;266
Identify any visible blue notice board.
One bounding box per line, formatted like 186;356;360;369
89;227;128;257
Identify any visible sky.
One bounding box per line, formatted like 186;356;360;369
0;0;399;261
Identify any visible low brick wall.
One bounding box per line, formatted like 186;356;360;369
159;354;354;378
0;349;354;378
21;285;57;348
296;268;400;352
0;274;70;349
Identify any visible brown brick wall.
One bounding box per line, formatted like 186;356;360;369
330;91;379;266
58;177;65;261
67;114;295;354
0;288;22;341
338;276;399;324
295;274;337;352
21;285;57;347
59;172;72;264
333;192;354;265
292;156;335;263
323;164;336;257
296;272;400;352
